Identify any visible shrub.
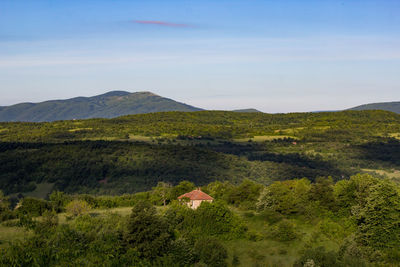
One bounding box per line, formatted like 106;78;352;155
168;238;195;266
16;197;53;217
267;220;299;242
65;200;90;217
125;201;174;259
191;201;247;239
293;247;338;267
193;237;228;267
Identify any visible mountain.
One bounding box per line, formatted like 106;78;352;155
349;101;400;114
0;91;202;122
232;108;262;113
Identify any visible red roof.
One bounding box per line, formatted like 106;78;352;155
178;189;214;200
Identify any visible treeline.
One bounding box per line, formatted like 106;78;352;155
1;174;399;265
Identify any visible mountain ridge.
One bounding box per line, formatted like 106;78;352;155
0;91;202;122
349;101;400;114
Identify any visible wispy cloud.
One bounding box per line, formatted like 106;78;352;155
132;20;192;28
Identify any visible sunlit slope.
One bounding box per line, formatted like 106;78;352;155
0;91;201;122
0;110;399;142
349;101;400;114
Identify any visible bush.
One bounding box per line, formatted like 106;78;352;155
293;247;338;267
267;220;299;242
193;237;228;267
16;197;53;217
191;201;247;239
168;238;195;266
65;200;90;217
125;201;174;259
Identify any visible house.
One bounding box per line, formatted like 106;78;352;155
178;188;214;209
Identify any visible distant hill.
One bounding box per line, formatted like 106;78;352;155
349;101;400;114
0;91;202;122
232;108;262;113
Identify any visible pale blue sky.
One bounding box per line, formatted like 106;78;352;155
0;0;399;112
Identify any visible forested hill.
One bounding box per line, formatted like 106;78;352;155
349;101;400;114
1;110;400;196
0;91;202;122
1;110;399;142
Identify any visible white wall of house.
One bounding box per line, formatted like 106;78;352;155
189;199;212;209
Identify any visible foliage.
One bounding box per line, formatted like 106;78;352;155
193;237;228;267
16;197;53;217
257;179;311;215
0;175;400;265
0;190;15;222
267;220;300;242
125;201;174;259
293;247;339;267
151;181;172;206
65;200;90;217
356;179;400;250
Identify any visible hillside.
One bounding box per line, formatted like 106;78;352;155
0;110;400;196
349;101;400;114
0;91;202;122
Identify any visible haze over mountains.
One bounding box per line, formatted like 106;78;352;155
0;91;202;122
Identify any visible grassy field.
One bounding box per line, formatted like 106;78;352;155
0;225;32;249
362;168;400;182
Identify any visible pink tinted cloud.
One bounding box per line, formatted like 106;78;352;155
132;20;192;28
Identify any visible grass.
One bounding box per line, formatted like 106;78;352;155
389;133;400;140
0;225;32;248
362;168;400;183
57;206;134;224
68;128;93;132
128;135;153;142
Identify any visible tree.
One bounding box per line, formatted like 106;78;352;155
309;177;336;210
257;179;311;215
152;182;172;206
357;180;400;250
193;237;228;267
65;200;90;217
170;181;196;200
125;201;174;259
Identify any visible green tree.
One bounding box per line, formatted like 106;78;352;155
170;181;196;200
152;182;172;206
193;237;228;267
65;200;90;217
257;179;311;215
357;180;400;250
309;177;336;210
125;201;174;259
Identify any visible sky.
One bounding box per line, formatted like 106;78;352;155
0;0;399;112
